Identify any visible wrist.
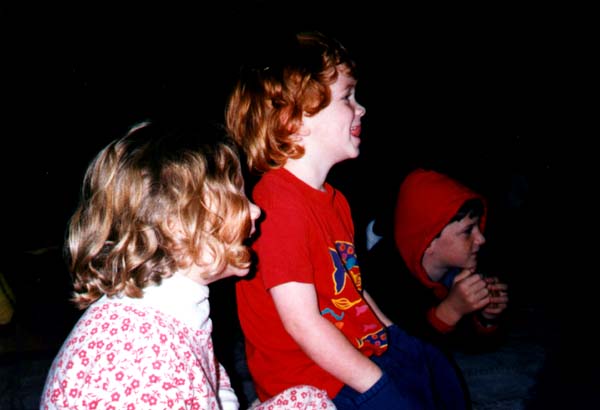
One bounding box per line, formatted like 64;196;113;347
427;307;455;334
435;302;461;327
360;366;384;393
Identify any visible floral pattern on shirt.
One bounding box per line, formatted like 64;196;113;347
42;300;232;409
253;385;336;409
41;300;335;409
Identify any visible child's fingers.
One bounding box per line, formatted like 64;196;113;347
487;282;508;292
453;268;475;284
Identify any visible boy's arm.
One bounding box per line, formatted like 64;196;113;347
270;281;382;394
362;289;393;327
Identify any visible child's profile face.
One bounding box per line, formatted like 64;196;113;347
300;67;366;166
428;214;486;275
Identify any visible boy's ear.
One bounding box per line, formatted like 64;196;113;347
295;112;312;137
296;123;311;137
289;123;309;146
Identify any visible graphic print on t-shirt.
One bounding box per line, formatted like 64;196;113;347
323;241;388;350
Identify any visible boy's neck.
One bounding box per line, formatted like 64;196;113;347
422;256;449;283
284;158;330;192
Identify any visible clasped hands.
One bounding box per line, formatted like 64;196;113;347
445;268;509;321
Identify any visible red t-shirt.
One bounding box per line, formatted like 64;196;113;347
237;168;388;401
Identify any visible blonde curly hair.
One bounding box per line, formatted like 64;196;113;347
67;121;253;309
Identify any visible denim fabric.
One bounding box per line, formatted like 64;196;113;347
333;325;467;410
333;371;418;409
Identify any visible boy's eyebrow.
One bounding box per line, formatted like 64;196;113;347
341;82;357;95
456;218;476;229
340;74;357;87
463;219;480;230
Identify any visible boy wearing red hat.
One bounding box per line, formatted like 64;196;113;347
364;168;509;351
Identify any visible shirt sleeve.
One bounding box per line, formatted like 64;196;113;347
217;361;240;410
253;195;314;290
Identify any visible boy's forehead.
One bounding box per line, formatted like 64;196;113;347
444;214;480;232
334;71;357;88
337;62;354;75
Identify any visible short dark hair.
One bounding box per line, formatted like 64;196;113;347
449;198;485;224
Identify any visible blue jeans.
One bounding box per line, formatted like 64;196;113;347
333;325;467;409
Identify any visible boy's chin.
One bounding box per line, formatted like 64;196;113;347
464;261;478;271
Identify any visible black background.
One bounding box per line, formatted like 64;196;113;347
0;2;594;406
2;2;576;251
2;1;585;314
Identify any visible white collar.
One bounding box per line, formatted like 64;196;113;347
116;272;211;330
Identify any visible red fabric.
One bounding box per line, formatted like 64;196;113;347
472;314;500;334
394;168;487;294
237;168;388;402
427;306;456;334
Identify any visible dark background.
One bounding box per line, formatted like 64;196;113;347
2;3;575;251
0;2;592;406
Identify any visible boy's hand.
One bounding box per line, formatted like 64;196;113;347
446;269;490;316
481;277;509;319
436;269;490;326
449;268;491;314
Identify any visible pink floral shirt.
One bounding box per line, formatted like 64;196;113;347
40;274;334;410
